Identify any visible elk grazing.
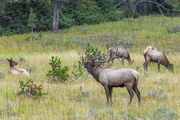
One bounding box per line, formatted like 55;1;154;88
143;46;174;72
7;58;30;76
107;45;134;65
83;58;141;106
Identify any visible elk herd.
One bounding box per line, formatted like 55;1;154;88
5;45;174;106
83;45;174;106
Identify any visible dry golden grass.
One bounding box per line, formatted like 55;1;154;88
0;51;179;120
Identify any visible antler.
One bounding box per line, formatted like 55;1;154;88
82;43;109;64
93;56;107;63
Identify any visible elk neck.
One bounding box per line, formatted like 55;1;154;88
9;63;15;68
89;66;104;82
162;53;171;67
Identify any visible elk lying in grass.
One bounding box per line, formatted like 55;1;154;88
7;58;30;76
107;45;134;65
83;58;141;106
143;46;174;72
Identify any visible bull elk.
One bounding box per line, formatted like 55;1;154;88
107;45;134;65
143;46;174;72
83;57;141;106
7;58;30;76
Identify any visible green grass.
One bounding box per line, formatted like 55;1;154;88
0;16;179;119
0;15;180;53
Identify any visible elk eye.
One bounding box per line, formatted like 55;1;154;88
91;64;95;67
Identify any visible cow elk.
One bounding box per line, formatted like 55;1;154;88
107;45;134;65
143;46;174;72
7;58;30;76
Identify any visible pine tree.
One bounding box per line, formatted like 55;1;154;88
27;8;38;34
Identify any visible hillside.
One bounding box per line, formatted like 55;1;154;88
0;16;179;119
0;16;180;54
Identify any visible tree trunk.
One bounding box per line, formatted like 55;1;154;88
144;3;148;15
128;0;133;13
52;1;60;32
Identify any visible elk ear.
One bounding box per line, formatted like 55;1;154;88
91;60;95;63
7;58;10;61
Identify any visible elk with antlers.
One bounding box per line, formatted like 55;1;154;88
82;56;141;106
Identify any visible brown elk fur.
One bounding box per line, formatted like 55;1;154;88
143;46;174;72
107;45;134;65
84;60;141;106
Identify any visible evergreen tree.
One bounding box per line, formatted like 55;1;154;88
27;8;38;33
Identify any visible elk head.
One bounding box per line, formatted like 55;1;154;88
106;44;115;53
167;64;174;73
82;54;106;73
7;58;18;67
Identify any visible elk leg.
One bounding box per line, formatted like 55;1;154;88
119;58;124;65
108;57;115;64
128;59;132;65
127;55;133;65
133;84;141;105
122;59;125;65
111;59;114;64
143;61;148;71
157;62;160;72
104;85;110;105
126;86;134;106
109;86;113;106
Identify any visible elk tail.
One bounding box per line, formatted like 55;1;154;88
143;46;149;55
130;69;139;84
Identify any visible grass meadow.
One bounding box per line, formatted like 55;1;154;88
0;16;180;119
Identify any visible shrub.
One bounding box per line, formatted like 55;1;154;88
148;86;167;101
18;79;45;97
84;43;106;62
0;101;16;116
153;108;178;120
47;56;69;82
25;64;36;73
59;12;75;28
72;61;84;79
111;36;134;48
72;43;106;80
166;25;180;33
0;71;5;79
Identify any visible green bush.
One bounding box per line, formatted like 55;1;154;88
60;12;75;28
84;43;106;62
47;56;69;82
72;61;84;79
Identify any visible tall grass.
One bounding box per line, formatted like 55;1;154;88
0;16;179;119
